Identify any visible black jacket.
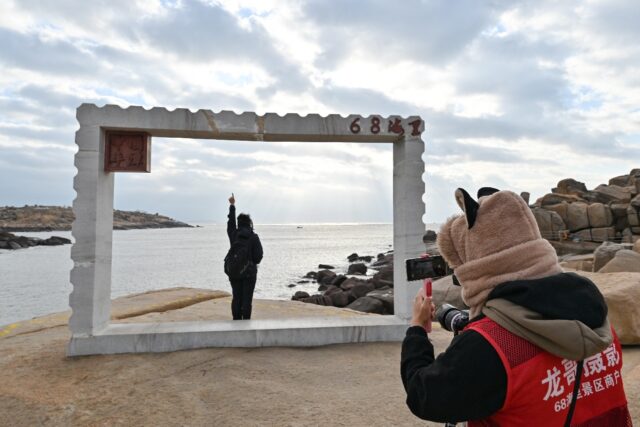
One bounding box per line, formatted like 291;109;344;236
227;205;263;275
400;272;609;423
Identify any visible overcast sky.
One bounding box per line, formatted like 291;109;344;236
1;0;639;224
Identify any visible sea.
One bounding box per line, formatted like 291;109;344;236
0;223;437;326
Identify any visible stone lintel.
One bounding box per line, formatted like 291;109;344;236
76;104;425;144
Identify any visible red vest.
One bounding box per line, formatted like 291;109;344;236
466;318;631;427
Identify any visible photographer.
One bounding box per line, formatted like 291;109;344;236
401;188;630;426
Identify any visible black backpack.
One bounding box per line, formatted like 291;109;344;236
224;234;253;279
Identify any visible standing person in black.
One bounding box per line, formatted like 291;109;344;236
225;193;263;320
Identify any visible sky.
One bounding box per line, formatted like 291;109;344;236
0;0;639;224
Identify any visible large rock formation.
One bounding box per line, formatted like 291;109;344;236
599;250;640;273
532;169;640;245
575;271;640;345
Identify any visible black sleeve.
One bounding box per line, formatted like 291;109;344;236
400;326;506;423
227;205;236;244
252;234;263;265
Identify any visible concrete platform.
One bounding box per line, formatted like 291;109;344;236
68;315;408;356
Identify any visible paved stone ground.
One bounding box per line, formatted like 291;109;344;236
1;288;638;426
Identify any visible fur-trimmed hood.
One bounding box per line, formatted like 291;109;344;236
437;188;562;318
436;188;611;359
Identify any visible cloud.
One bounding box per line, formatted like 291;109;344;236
1;0;639;223
304;0;509;68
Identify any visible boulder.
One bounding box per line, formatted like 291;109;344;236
634;240;640;254
567;202;589;231
357;255;373;263
546;203;569;224
323;285;342;296
371;264;393;287
621;228;634;244
610;203;629;218
304;271;317;279
316;269;337;285
291;291;310;301
347;253;359;262
372;253;393;267
318;264;335;270
340;277;369;292
300;294;333;306
366;288;394;314
431;275;466;309
615;216;630;232
632;195;640;209
287;284;296;288
297;280;310;284
593;242;626;272
520;192;530;204
589;227;616;243
574;271;640;344
593;184;632;204
330;275;348;287
539;193;584;206
599;250;640;273
8;241;21;250
532;208;566;240
376;253;385;261
350;282;376;299
587;203;613;228
40;236;71;246
329;290;350;307
346;296;384;314
631;172;640;194
554;178;588;196
628;205;640;227
347;263;367;275
609;175;630;187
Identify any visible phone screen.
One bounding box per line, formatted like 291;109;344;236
405;256;449;281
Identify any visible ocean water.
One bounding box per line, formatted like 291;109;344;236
0;223;436;326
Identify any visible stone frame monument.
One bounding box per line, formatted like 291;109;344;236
68;104;426;356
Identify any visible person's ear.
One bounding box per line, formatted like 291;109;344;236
455;188;479;229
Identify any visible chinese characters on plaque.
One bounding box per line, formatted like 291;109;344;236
104;132;151;173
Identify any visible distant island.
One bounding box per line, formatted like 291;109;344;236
0;205;193;232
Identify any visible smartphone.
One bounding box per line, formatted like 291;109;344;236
405;256;450;281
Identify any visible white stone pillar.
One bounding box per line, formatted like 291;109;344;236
69;120;114;335
393;135;426;320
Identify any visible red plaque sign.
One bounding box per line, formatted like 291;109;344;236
104;132;151;172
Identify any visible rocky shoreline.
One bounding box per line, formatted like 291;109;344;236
0;231;71;250
0;205;193;232
290;251;396;314
291;169;640;344
289;233;441;315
